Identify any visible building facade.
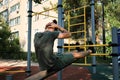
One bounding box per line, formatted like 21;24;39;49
0;0;58;52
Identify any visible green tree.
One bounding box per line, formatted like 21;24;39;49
0;16;11;53
0;15;21;59
105;0;120;27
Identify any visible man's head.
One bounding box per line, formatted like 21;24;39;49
45;20;58;31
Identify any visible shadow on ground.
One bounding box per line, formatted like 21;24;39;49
87;64;114;80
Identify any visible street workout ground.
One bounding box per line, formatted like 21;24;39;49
0;59;114;80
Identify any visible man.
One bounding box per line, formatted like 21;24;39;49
34;20;92;72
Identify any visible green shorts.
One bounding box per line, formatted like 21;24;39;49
49;53;75;71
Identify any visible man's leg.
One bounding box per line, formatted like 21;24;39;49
49;50;91;71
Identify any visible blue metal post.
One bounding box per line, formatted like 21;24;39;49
26;0;32;76
6;75;13;80
58;0;63;80
111;27;119;80
62;8;64;52
91;0;96;74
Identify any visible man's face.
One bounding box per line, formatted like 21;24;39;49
46;26;55;32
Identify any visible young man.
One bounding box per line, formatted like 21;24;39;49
34;20;92;72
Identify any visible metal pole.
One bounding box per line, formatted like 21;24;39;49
26;0;32;76
62;8;64;52
6;75;13;80
102;1;106;59
57;0;63;80
111;27;119;80
90;0;96;74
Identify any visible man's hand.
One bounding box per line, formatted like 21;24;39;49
87;50;92;55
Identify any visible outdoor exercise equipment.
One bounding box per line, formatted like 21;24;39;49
27;0;120;80
25;22;120;80
27;0;64;79
32;7;58;18
25;62;72;80
26;0;32;76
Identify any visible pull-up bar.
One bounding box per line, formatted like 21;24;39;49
33;7;57;15
32;7;58;18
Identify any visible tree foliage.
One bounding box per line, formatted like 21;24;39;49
0;16;11;52
105;0;120;27
0;15;21;59
99;0;120;46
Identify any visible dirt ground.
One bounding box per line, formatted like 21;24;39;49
0;65;91;80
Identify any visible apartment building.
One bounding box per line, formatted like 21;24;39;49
0;0;58;52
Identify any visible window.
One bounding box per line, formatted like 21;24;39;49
0;1;3;7
10;3;20;13
1;10;8;22
3;0;8;5
9;16;20;26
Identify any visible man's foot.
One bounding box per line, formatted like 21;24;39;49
72;50;92;59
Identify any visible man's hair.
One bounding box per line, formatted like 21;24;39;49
53;19;58;31
53;19;57;24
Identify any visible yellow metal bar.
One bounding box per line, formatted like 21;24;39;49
64;46;86;50
70;14;84;19
84;6;87;64
90;53;109;56
1;70;25;73
84;6;87;42
67;5;89;12
39;13;58;18
63;44;109;48
70;30;85;34
32;7;57;16
72;63;92;66
67;11;71;52
84;57;87;64
70;22;84;27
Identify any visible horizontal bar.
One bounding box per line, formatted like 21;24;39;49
63;44;109;48
67;5;90;12
0;70;25;73
90;53;109;56
32;7;57;16
38;13;58;18
70;22;84;27
70;30;86;34
70;14;84;19
72;63;92;66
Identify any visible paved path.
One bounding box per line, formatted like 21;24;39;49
0;59;39;66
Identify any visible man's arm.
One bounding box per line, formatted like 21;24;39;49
50;22;71;38
57;26;71;39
